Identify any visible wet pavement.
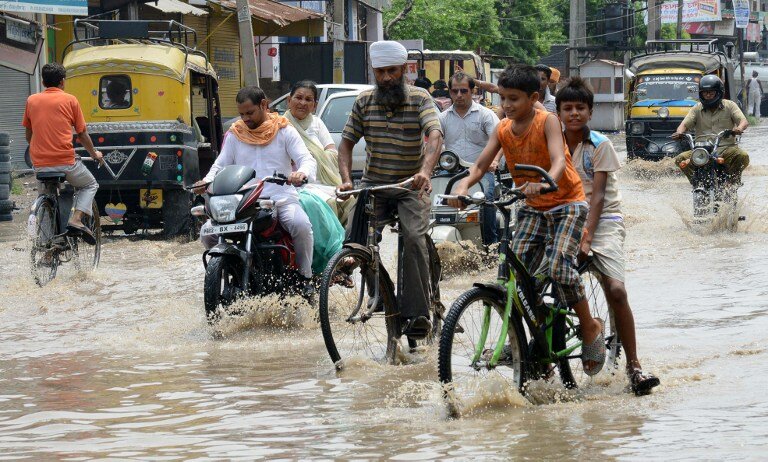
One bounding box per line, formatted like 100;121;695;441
0;127;767;460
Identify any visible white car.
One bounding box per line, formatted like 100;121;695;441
317;88;373;178
270;83;370;115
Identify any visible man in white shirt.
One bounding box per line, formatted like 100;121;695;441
194;86;317;289
747;70;763;118
535;64;557;113
439;72;500;245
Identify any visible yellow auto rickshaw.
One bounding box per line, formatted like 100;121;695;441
63;19;222;236
625;39;738;161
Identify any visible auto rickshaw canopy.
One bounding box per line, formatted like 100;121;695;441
630;52;727;76
64;43;218;82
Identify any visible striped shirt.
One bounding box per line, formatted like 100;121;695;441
342;85;443;184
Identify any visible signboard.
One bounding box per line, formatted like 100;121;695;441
0;0;87;15
734;0;750;28
661;0;721;24
0;14;42;74
747;21;760;41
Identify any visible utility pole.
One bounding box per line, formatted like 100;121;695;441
676;0;683;39
569;0;586;76
332;0;345;84
647;0;661;41
236;0;260;87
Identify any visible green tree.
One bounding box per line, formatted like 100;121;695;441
490;0;567;64
383;0;501;51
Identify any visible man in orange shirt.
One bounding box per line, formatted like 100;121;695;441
22;63;103;244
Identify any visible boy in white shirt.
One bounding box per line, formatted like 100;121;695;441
557;77;660;395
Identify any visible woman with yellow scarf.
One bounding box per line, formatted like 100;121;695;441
284;81;354;225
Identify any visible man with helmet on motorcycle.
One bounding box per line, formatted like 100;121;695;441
672;75;750;187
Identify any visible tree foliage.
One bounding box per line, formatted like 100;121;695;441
383;0;679;64
383;0;501;51
490;0;567;64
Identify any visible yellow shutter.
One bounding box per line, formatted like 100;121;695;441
208;13;241;119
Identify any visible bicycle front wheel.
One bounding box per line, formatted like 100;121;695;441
73;201;102;272
319;247;398;368
438;287;528;408
557;266;621;389
29;200;58;286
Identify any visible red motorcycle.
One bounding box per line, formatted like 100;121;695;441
191;165;303;322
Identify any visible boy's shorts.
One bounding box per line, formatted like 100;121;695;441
512;203;587;307
589;217;626;283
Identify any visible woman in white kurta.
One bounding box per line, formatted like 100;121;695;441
285;81;354;224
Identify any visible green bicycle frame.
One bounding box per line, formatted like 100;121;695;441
471;211;584;369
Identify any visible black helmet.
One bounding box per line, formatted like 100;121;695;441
699;75;724;109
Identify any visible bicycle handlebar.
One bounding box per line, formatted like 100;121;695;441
512;164;558;194
336;178;415;198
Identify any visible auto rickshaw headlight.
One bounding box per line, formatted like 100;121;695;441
657;107;670;119
690;148;710;167
209;194;243;223
629;122;644;135
438;151;460;172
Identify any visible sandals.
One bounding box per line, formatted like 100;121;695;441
66;223;96;245
581;317;606;376
628;369;660;396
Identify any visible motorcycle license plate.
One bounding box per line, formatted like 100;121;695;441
201;223;248;236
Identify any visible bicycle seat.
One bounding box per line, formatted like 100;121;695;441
36;172;67;182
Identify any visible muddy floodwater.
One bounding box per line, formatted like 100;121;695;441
1;128;768;460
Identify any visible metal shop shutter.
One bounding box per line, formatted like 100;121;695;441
0;66;32;170
209;15;241;119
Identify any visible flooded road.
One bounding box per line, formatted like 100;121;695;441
1;127;767;460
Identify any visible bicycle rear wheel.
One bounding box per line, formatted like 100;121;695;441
319;247;398;368
73;201;102;272
438;287;528;411
30;200;59;286
557;265;621;389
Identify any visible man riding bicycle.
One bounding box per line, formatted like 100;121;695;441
22;63;103;244
338;40;444;339
672;75;749;188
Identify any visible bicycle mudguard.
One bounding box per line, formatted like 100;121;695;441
342;242;374;259
472;282;507;299
30;195;53;215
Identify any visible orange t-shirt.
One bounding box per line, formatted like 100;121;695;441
22;87;87;168
497;109;585;211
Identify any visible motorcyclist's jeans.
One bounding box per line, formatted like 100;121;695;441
201;195;314;279
480;172;498;246
674;146;750;185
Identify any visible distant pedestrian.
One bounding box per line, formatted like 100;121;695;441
747;70;763;118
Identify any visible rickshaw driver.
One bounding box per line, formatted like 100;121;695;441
671;75;750;188
22;62;104;245
193;86;317;294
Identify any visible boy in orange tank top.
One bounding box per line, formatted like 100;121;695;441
451;65;606;375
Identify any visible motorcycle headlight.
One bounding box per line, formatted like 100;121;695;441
657;107;670;119
629;122;645;135
209;194;243;223
438;151;459;172
690;148;710;167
